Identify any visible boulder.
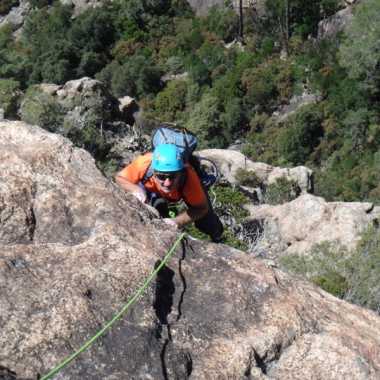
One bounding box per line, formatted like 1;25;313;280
19;78;142;165
1;120;380;379
118;95;139;126
244;193;380;256
197;148;313;194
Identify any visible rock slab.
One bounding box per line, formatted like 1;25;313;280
0;121;380;379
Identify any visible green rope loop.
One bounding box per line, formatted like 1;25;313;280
41;232;186;380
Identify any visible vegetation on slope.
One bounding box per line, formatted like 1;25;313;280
1;0;379;203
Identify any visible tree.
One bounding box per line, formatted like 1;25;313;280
278;104;324;165
339;0;380;96
185;93;226;148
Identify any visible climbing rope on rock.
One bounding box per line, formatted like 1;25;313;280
40;232;186;380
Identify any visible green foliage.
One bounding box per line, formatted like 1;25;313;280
64;122;110;160
242;59;294;114
97;54;163;98
185;92;225;147
0;78;21;118
280;226;380;313
278;104;324;165
20;86;64;132
235;168;262;188
29;0;51;9
243;113;281;164
22;3;74;84
202;5;239;42
339;0;380;96
0;0;377;206
154;80;188;122
263;177;300;205
280;242;350;298
265;0;341;40
213;184;250;221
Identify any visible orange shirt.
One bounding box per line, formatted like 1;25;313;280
118;153;207;207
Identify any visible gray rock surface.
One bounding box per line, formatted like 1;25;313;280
273;92;322;123
60;0;106;16
318;3;355;39
244;193;380;256
197;148;313;194
1;121;380;379
0;0;30;30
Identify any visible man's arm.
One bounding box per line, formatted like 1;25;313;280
173;202;209;228
115;173;147;203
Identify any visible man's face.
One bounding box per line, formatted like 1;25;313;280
154;171;182;193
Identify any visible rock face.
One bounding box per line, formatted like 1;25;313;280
198;148;313;194
318;3;355;39
19;77;144;169
274;92;322;123
1;121;380;379
187;0;266;16
0;0;30;31
244;193;380;256
60;0;106;16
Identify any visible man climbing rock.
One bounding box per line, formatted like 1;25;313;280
115;143;224;242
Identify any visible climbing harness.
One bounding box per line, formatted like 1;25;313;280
40;232;187;380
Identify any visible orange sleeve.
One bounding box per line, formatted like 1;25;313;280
182;166;208;207
117;153;152;184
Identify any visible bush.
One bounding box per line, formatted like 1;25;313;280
235;168;262;188
263;177;300;205
98;54;162;98
242;59;294;114
278;104;324;165
280;226;380;313
154;80;188;122
0;79;21;118
19;86;64;132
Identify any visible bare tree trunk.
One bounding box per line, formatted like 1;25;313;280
284;0;289;54
239;0;244;41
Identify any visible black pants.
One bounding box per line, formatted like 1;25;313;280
150;194;224;243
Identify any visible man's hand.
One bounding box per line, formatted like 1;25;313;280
132;188;147;203
163;218;178;229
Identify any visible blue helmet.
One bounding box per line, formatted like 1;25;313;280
152;144;184;172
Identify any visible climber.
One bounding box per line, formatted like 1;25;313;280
115;143;223;242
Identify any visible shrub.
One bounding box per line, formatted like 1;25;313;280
154;80;188;122
213;184;250;221
202;5;239;42
98;55;163;98
280;226;380;313
242;59;294;114
19;86;64;132
235;168;262;188
278;104;324;165
0;79;21;118
263;177;300;205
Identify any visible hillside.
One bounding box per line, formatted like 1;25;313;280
0;0;379;204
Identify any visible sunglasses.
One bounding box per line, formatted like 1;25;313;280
154;172;180;181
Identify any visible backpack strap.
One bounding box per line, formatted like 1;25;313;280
142;163;154;183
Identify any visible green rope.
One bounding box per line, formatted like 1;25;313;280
41;232;186;380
